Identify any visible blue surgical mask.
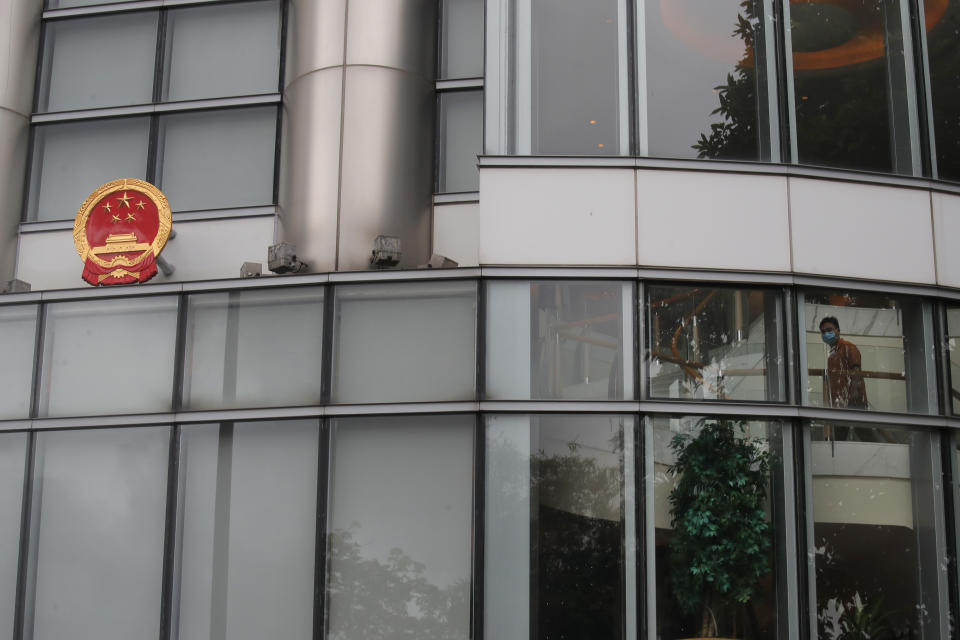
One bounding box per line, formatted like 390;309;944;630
821;331;837;345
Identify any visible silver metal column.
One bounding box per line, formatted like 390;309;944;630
0;0;41;282
280;0;437;272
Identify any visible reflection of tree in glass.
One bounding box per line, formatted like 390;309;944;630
692;0;762;160
327;527;470;640
928;0;960;181
487;427;625;640
533;433;624;640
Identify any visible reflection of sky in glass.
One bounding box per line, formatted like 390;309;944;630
30;427;169;640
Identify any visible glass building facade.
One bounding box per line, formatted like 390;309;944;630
0;0;959;638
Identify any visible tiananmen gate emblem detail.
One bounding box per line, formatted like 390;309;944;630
73;179;172;286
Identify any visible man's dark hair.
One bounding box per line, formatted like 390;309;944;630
819;316;840;331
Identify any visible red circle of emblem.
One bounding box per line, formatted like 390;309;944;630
73;179;173;286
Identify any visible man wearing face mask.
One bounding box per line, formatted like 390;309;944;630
819;316;868;409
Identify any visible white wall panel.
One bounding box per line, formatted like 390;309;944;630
636;170;790;272
433;202;479;266
933;193;960;288
479;167;635;265
789;178;935;284
17;216;275;290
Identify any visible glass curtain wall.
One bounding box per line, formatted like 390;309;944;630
181;287;324;410
327;416;474;640
650;416;782;639
924;0;960;181
806;421;946;638
0;305;37;419
174;420;319;640
485;281;635;400
518;0;629;154
644;0;777;160
648;285;785;401
802;290;937;413
0;433;27;639
949;306;960;414
485;414;636;640
23;427;170;640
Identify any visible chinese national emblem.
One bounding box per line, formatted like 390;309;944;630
74;179;172;286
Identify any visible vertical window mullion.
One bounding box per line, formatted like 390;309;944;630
312;419;331;640
159;425;181;640
12;431;36;640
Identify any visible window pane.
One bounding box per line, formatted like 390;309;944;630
438;90;482;192
486;281;634;400
38;296;178;417
327;416;473;640
803;291;936;413
0;433;27;639
157;107;276;211
163;1;281;102
928;0;960;181
38;12;158;112
645;0;772;160
530;0;623;154
0;305;37;418
27;117;150;222
440;0;483;78
177;421;318;640
182;287;324;410
789;0;918;174
648;285;784;402
485;414;632;640
809;422;943;638
652;416;779;638
948;306;960;414
26;427;169;640
331;281;477;403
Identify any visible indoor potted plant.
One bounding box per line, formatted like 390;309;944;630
667;418;772;638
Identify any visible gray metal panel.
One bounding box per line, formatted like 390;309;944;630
345;0;437;78
0;110;30;282
337;65;434;270
278;66;343;273
284;0;347;86
0;0;41;282
0;0;41;117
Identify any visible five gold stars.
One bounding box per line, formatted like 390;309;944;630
104;192;149;222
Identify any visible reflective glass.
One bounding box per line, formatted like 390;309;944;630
38;296;178;417
648;285;785;401
530;0;623;154
182;287;324;410
645;0;772;160
38;12;158;112
0;433;27;639
438;90;483;193
652;416;779;639
26;427;169;640
803;291;936;413
156;107;277;211
485;414;634;640
809;422;943;638
486;281;634;400
948;306;960;414
27;117;150;222
163;1;281;102
327;416;473;640
789;0;919;174
176;421;318;640
926;0;960;181
331;280;477;403
0;305;37;418
440;0;484;79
